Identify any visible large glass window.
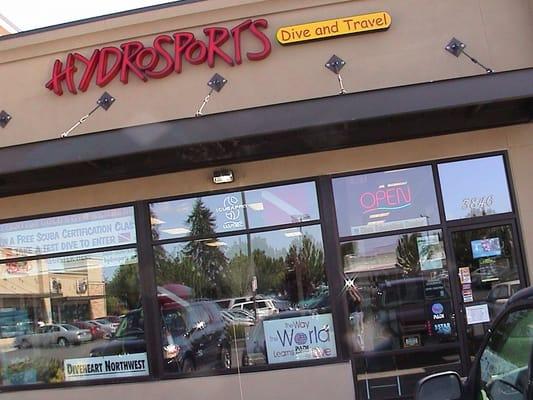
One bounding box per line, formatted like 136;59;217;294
332;166;440;237
0;248;146;386
150;182;336;373
340;230;457;353
0;207;145;388
438;155;513;220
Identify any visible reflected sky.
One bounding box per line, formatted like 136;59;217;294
1;1;177;32
438;156;512;220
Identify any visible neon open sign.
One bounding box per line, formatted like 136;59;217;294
46;19;271;96
359;185;412;213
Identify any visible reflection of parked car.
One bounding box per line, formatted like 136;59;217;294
215;297;253;310
299;290;330;310
486;280;521;317
90;294;231;373
377;278;454;347
230;298;289;319
94;318;119;332
86;319;118;338
220;309;255;327
15;324;92;348
104;315;123;330
72;321;106;340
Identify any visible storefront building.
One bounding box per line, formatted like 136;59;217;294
0;1;532;399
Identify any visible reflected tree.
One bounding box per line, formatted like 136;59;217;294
225;253;252;297
106;262;140;314
182;199;229;298
254;249;286;296
285;235;325;302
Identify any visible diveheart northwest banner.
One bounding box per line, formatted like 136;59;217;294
263;313;337;364
64;353;149;381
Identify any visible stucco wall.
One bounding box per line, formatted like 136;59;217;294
0;362;355;400
0;0;532;147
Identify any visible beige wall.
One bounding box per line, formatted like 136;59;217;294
1;362;354;400
0;0;532;147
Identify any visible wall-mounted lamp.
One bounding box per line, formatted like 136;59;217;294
213;169;234;184
195;73;227;117
61;92;116;138
325;55;347;95
445;37;494;74
0;110;12;128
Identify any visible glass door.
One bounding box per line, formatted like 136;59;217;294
449;223;524;365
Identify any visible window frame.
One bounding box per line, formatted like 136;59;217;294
329;152;527;339
0;201;154;392
0;151;528;393
146;177;345;379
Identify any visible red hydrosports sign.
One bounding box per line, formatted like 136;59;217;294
46;19;271;96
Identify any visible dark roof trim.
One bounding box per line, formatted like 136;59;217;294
0;68;531;197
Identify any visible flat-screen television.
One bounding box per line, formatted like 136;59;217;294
471;238;501;259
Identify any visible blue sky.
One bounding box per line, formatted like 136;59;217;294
1;1;177;32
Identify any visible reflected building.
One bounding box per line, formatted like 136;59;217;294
0;253;107;332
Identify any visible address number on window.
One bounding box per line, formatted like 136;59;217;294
461;195;494;210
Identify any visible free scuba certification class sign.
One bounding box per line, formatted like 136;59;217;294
276;11;391;45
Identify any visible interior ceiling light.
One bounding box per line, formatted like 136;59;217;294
445;37;494;73
160;227;191;235
247;202;265;211
205;240;227;247
213;168;234;184
285;232;303;238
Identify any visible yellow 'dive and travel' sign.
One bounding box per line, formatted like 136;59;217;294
276;11;391;45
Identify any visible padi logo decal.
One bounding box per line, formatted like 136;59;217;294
432;303;444;314
432;303;445;320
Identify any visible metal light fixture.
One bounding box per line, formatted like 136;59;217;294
195;73;227;117
61;92;116;138
212;168;234;184
325;55;347;95
0;110;12;128
445;37;494;74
